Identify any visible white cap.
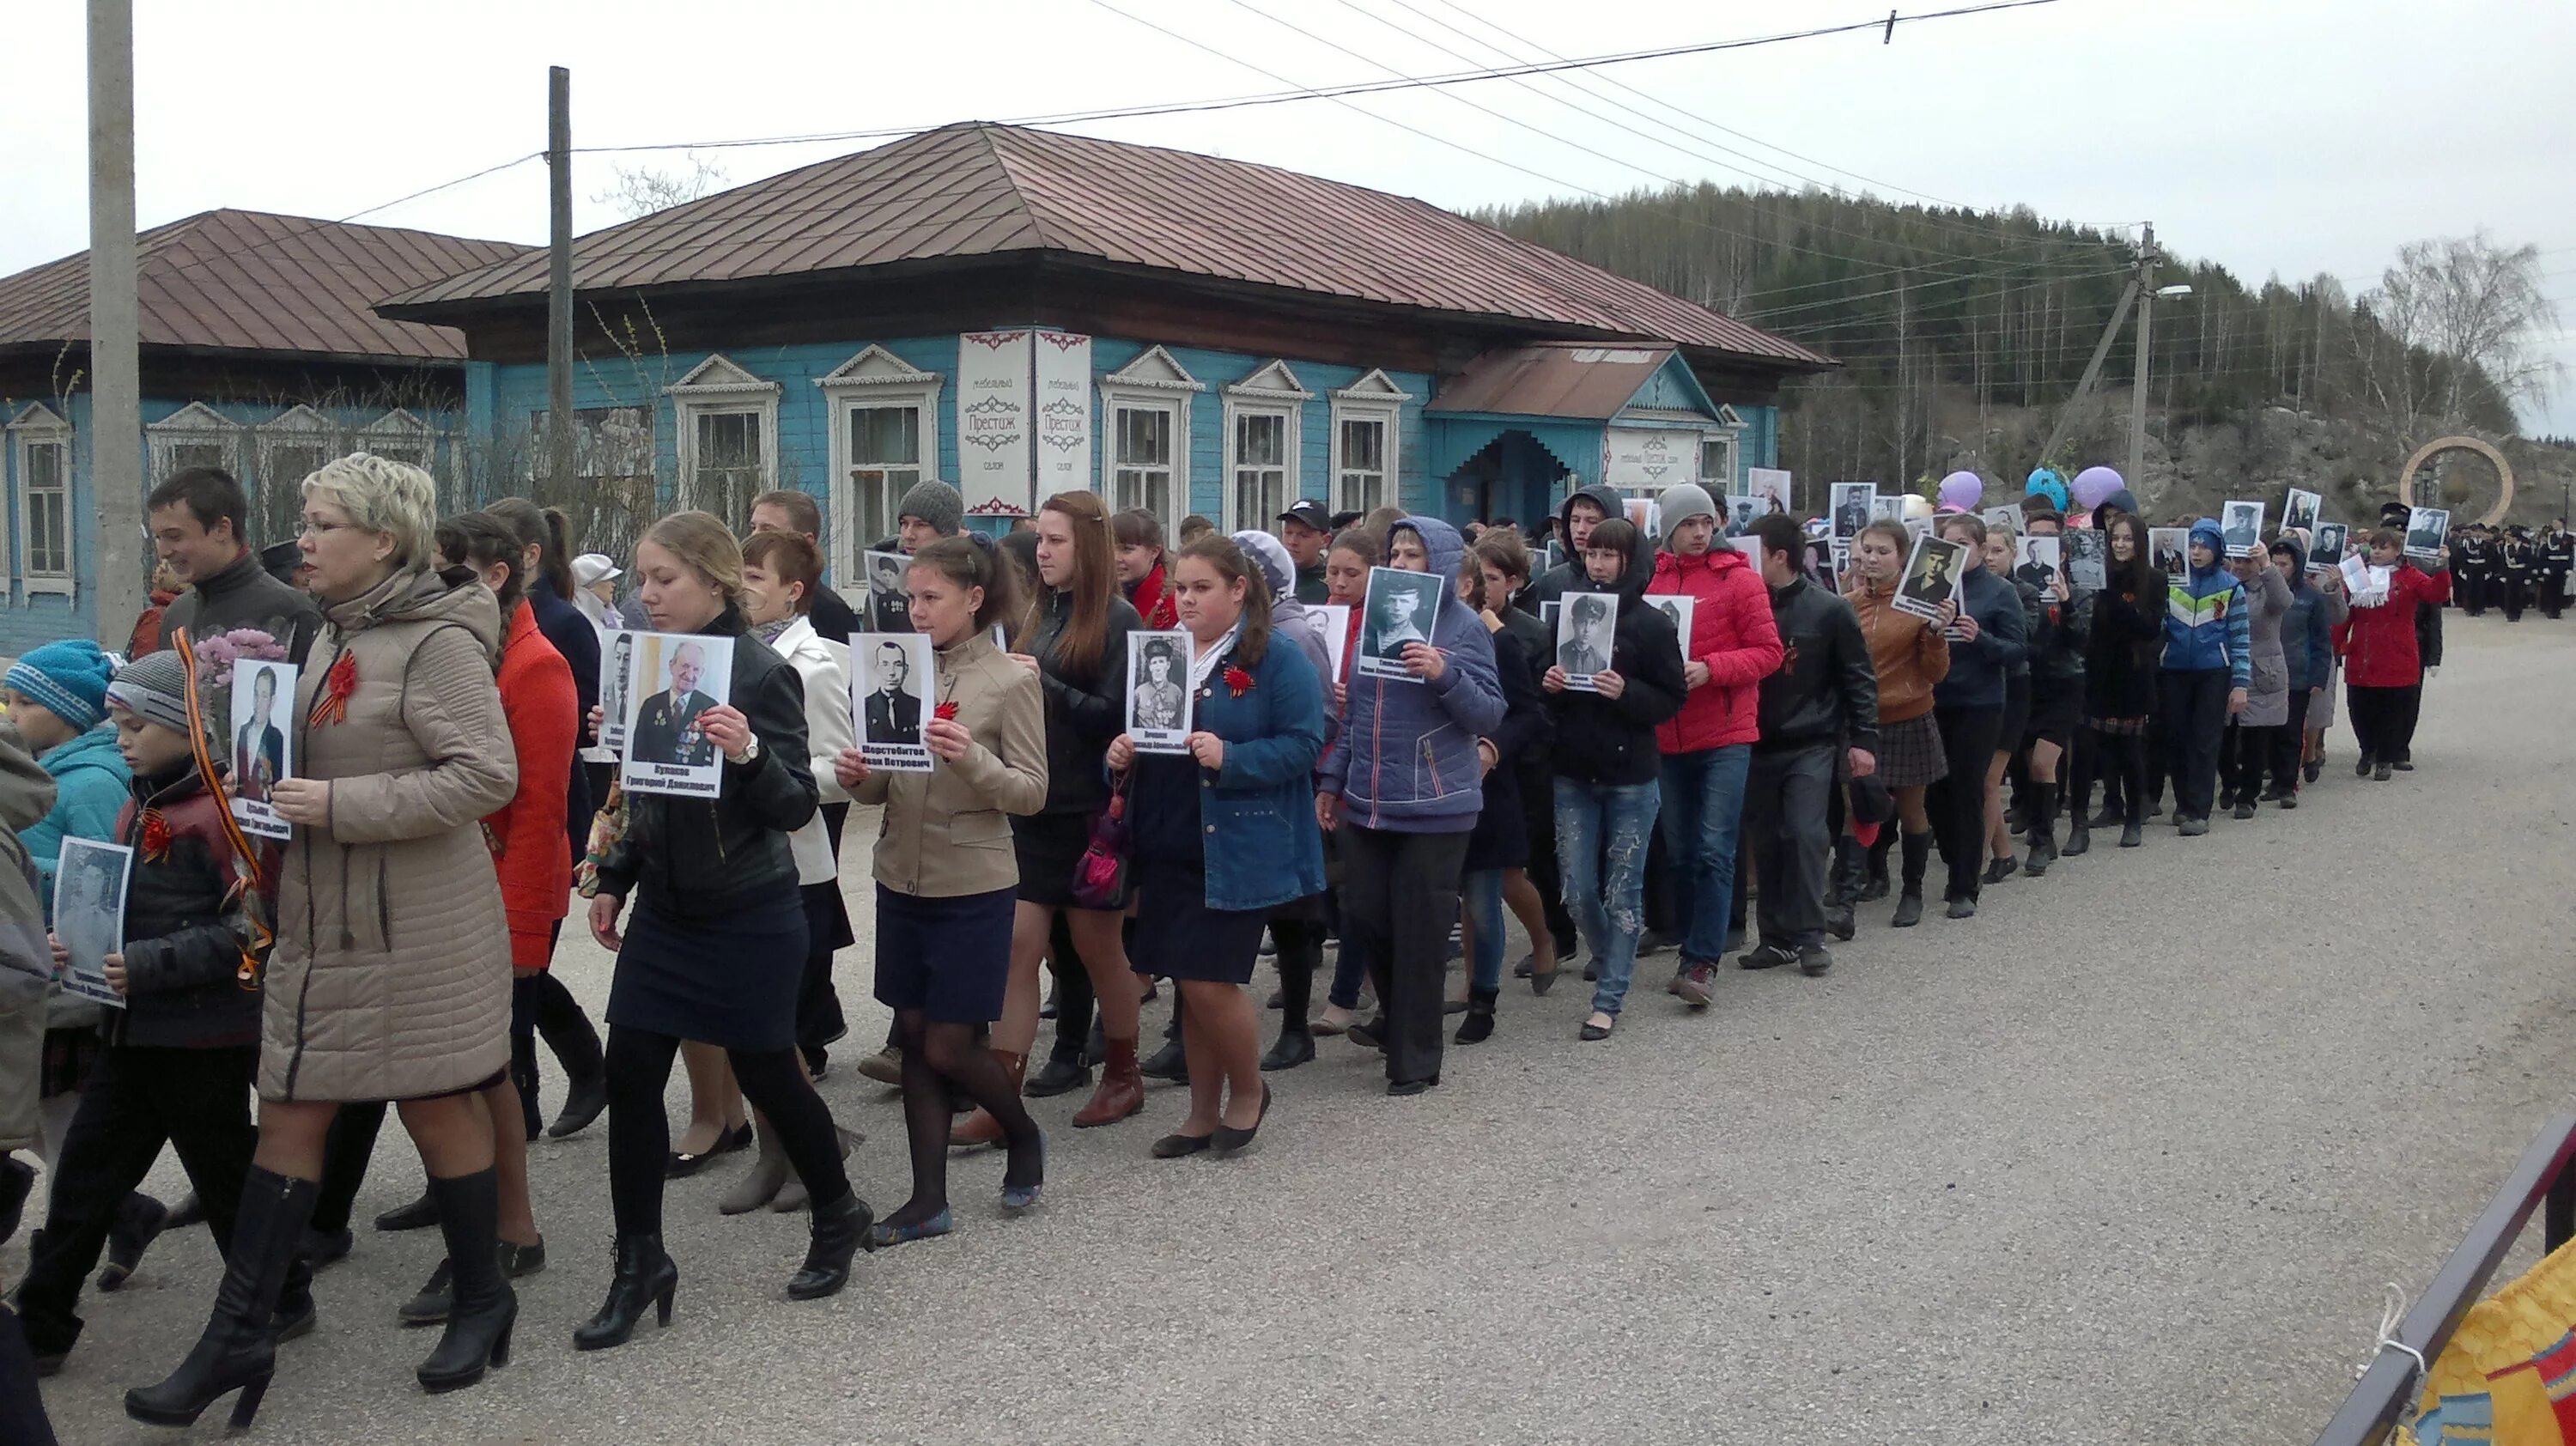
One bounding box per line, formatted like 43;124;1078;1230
573;552;621;586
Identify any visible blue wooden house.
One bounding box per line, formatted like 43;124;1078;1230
379;123;1829;576
0;210;530;653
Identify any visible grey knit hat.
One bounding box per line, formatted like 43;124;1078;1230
1657;483;1718;532
896;479;964;538
106;648;199;738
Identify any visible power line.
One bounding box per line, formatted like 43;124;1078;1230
579;0;2069;157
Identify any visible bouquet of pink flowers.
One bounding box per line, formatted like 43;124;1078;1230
191;628;287;690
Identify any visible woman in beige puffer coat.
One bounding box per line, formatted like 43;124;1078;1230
127;454;521;1429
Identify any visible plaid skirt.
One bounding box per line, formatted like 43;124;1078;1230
1875;711;1949;788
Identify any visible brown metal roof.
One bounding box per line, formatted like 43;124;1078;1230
1425;343;1681;419
383;124;1831;370
0;210;532;362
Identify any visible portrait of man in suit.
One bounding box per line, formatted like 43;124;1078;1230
631;640;718;767
599;630;633;728
865;639;923;746
1832;485;1872;538
232;664;287;803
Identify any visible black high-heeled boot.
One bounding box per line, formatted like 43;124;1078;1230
414;1170;516;1394
573;1235;677;1352
1857;829;1894;902
1823;837;1864;940
786;1193;875;1301
1890;830;1931;928
124;1167;317;1430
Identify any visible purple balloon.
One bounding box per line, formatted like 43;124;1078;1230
1937;471;1983;511
2071;466;2123;510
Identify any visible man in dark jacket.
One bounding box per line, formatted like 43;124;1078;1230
148;468;321;664
2541;522;2573;620
1522;483;1623;612
16;651;274;1373
1923;513;2028;918
1279;500;1333;603
1740;514;1877;977
750;489;864;643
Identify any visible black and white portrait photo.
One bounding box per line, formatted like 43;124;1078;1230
1893;534;1966;623
623;631;735;798
2309;521;2350;573
2150;527;2190;579
1726;495;1762;533
1125;630;1194;755
2406;507;2451;559
1647;594;1694;667
1870;495;1909;524
2282;488;2322;537
1831;483;1874;540
2064;527;2108;592
1556;591;1617;691
598;629;635;752
854;631;934;773
1746;468;1793;519
1314;604;1350;679
2221;501;2265;558
1356;566;1442;682
2014;535;2062;594
864;549;913;634
228;659;296;840
52;836;131;1010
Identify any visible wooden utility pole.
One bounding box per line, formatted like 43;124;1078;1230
2128;222;2158;490
88;0;144;641
544;66;574;495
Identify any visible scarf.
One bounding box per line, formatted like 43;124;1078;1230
754;616;796;645
1189;619;1244;692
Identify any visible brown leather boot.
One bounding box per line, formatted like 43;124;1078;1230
948;1052;1026;1151
1072;1036;1145;1128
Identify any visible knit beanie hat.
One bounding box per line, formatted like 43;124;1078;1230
105;648;199;739
5;639;114;732
1230;529;1297;602
1657;483;1717;532
896;479;964;538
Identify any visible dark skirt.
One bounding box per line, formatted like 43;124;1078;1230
802;878;855;953
1130;859;1267;985
1012;809;1121;910
1462;758;1528;872
1995;671;2032;755
607;884;807;1052
874;885;1017;1024
2026;679;2081;749
1875;712;1949;789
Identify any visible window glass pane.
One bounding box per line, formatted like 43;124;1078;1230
853;406;920;466
167;440;226;480
1116;407;1170;467
1238;412;1285;466
1341;418;1382;472
264;442;330;550
27;441;69;574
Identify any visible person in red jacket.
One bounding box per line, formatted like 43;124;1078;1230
1114;508;1180;629
2335;528;2451;781
1645;483;1783;1004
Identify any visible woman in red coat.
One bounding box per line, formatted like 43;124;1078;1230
394;512;574;1318
2333;528;2451;781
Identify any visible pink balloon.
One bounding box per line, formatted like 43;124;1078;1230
2071;466;2123;510
1937;471;1983;511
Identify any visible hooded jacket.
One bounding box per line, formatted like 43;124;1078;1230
1647;544;1783;753
2233;556;2294;726
1544;540;1689;787
1929;555;2030;709
0;721;58;1153
2160;518;2251;687
22;725;131;914
108;762;271;1050
2275;541;2348;694
264;566;519;1103
1757;574;1878;756
1524;483;1626;610
1317;516;1505;831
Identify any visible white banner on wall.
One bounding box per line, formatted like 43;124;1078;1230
1601;428;1696;492
1033;331;1094;501
957;331;1033;515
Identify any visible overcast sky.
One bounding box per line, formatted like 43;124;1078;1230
5;0;2570;430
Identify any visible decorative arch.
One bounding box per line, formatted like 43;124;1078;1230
2397;435;2514;525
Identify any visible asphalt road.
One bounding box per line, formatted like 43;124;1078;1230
25;610;2576;1446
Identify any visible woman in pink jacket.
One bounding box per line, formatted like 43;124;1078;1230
1643;483;1783;1006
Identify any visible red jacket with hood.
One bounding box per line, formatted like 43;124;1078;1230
1648;545;1783;753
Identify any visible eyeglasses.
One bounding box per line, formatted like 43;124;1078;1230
295;519;358;538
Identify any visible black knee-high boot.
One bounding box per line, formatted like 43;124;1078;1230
124;1168;318;1430
1860;828;1894;902
1262;924;1321;1070
414;1170;515;1394
2023;782;2058;874
1891;830;1932;928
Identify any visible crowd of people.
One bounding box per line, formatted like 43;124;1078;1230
0;452;2462;1438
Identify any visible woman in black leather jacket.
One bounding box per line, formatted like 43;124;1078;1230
578;512;868;1351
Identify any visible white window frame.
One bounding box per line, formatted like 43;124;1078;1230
667;355;781;532
9;404;74;597
144;402;241;489
817;345;941;581
1220;360;1312;534
360;408;437;476
1699;404;1747;494
256;405;340;553
1329;368;1412;519
1098;346;1203;526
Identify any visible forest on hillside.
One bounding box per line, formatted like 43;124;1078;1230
1475;185;2536;493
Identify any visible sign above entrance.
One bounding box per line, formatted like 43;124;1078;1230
1601;427;1697;492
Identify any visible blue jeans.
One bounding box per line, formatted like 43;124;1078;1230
1463;868;1505;995
1657;745;1751;963
1555;778;1662;1016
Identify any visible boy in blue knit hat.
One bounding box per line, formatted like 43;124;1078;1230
2;640;130;903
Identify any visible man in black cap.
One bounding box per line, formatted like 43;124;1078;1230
1277;500;1332;603
2453;521;2492;615
2541;521;2573;620
2501;526;2533;623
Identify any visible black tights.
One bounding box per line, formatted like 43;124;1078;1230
604;1026;849;1237
890;1012;1039;1227
509;968;604;1139
2069;726;2148;827
1269;916;1327;1031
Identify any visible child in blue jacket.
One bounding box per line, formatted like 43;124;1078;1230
2158;518;2249;834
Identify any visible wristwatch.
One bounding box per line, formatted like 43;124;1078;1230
733;735;762;765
